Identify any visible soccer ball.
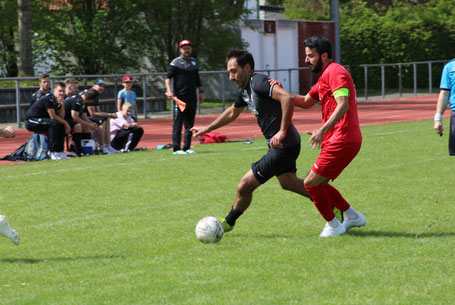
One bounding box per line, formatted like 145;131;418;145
195;216;224;244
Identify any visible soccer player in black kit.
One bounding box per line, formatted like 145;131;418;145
191;49;312;233
165;40;204;154
25;82;71;160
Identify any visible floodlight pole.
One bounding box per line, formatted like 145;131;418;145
330;0;341;63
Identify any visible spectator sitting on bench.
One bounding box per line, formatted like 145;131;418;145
83;78;118;154
64;78;79;98
110;102;144;152
30;73;51;106
25;82;71;160
64;89;100;156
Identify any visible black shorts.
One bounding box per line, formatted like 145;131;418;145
66;119;77;130
89;117;107;125
251;144;301;184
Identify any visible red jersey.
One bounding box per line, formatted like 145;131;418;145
308;62;362;144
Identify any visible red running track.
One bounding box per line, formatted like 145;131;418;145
0;95;444;165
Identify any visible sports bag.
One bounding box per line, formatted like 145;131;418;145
23;134;49;161
200;132;230;144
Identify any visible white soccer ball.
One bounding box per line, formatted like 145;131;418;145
195;216;224;244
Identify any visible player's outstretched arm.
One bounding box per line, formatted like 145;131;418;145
0;126;15;138
292;94;318;109
434;90;449;136
191;104;244;137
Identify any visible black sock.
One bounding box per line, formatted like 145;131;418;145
225;206;243;226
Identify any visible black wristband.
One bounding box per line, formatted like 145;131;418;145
199;89;204;93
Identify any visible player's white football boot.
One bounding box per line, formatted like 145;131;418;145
320;222;346;237
342;212;367;232
0;215;20;245
173;150;187;155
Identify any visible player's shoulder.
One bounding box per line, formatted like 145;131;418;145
250;72;270;91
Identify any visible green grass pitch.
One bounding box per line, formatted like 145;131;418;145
1;119;454;304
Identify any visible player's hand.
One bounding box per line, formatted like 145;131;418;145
64;123;72;135
307;130;323;150
191;126;209;138
434;120;443;136
270;130;286;148
165;91;174;99
199;92;204;104
268;77;283;88
1;126;16;138
91;123;98;131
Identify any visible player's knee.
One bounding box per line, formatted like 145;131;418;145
237;179;255;194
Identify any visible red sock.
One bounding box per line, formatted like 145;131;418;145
325;184;351;212
304;185;335;221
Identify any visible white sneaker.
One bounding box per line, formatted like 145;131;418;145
342;212;367;232
185;149;196;154
50;152;61;160
107;145;118;154
103;146;114;154
66;151;78;158
173;150;187;155
0;215;19;245
59;152;68;159
320;222;346;237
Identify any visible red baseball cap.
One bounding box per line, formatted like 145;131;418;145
122;75;133;82
179;40;192;48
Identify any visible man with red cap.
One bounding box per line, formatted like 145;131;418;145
165;39;204;154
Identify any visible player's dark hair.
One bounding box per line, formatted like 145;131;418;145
226;49;255;70
83;88;100;100
40;73;49;80
303;35;332;59
54;82;65;88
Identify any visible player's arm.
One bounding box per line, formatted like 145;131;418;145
309;88;349;149
47;107;71;134
292;94;318;109
270;84;293;148
0;126;15;138
191;104;245;137
434;89;450;136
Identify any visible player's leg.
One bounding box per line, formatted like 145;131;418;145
182;106;196;152
172;104;184;153
449;111;455;156
221;170;261;232
0;215;19;245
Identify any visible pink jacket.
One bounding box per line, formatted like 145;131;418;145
110;111;134;140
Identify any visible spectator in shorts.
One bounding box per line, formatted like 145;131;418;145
25;82;71;160
117;75;138;122
0;126;20;245
434;58;455;156
64;78;79;98
30;73;51;106
110;102;143;151
83;78;118;154
64;89;99;156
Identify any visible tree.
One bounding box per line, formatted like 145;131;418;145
0;0;18;77
139;0;248;71
31;0;145;75
18;0;34;76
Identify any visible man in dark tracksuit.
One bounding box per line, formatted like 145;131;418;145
165;39;204;154
24;82;71;160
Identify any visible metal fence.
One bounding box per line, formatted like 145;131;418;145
0;59;450;127
360;60;449;100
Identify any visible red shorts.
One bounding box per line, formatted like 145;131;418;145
312;141;361;180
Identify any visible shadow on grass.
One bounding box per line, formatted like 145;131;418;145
0;254;123;264
346;230;455;238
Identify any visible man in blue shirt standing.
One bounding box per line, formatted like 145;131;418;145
434;59;455;155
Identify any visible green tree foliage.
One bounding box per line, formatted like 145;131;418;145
138;0;248;71
31;0;145;75
283;0;330;21
0;0;18;76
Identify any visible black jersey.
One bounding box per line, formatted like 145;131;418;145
64;95;84;121
30;89;47;106
25;93;61;120
79;89;100;115
234;72;300;148
166;55;201;105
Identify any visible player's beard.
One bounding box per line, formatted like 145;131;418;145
310;57;323;73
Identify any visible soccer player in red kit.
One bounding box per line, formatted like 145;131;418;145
293;35;366;237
